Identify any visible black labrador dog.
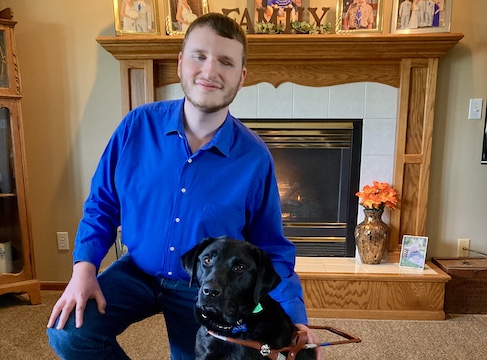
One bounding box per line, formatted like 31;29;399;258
181;237;316;360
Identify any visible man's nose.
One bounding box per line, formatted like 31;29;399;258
201;59;218;78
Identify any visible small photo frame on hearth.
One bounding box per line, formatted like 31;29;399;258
165;0;209;35
399;235;428;270
113;0;160;35
335;0;384;34
391;0;452;34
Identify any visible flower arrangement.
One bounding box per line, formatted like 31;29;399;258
356;181;397;211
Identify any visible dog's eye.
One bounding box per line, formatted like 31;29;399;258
233;264;246;272
202;256;212;266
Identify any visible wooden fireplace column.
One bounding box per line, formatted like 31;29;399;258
97;33;463;261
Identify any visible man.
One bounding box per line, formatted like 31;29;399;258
398;0;411;29
343;0;374;30
133;0;153;32
47;13;321;360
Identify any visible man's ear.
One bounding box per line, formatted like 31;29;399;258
177;51;183;78
181;237;218;287
238;66;247;90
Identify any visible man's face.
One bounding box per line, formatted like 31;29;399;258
178;26;247;114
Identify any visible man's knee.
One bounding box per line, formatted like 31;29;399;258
47;325;123;359
47;326;80;357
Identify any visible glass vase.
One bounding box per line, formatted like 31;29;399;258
354;208;390;264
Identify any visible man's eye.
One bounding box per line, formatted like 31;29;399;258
202;256;212;266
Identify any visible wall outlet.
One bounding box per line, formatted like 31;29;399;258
457;238;470;258
57;232;69;251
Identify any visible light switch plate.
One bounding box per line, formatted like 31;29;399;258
468;98;483;120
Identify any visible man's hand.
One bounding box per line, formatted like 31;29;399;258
47;262;106;330
295;323;323;360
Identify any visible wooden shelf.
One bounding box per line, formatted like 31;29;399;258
97;33;463;89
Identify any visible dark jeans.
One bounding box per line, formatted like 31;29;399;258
47;254;200;360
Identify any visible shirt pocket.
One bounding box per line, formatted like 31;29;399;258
201;202;244;239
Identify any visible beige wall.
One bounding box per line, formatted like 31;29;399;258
0;0;485;282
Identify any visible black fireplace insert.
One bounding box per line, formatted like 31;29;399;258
243;119;362;257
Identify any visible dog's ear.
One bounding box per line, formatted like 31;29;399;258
253;247;282;304
181;237;219;287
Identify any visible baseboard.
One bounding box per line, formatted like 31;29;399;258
40;281;67;291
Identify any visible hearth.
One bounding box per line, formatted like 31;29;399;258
243;119;362;257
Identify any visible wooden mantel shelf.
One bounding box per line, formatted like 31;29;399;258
97;33;463;61
98;33;463;89
97;32;463;319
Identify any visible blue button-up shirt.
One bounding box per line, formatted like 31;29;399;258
73;98;307;324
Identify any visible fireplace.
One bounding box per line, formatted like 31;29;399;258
243;119;362;257
97;32;463;260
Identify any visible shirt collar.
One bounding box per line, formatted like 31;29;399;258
164;98;234;157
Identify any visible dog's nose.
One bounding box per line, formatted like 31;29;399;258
202;285;222;297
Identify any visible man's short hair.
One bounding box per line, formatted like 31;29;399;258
182;13;248;66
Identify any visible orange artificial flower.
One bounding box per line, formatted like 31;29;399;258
356;181;397;210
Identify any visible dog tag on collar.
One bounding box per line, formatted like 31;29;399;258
252;302;264;314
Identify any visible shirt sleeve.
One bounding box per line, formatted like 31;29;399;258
72;115;131;271
245;156;308;325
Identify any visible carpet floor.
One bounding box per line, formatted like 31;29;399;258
1;290;487;359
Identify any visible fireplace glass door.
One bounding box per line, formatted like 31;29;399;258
244;120;362;257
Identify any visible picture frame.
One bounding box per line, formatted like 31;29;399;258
166;0;209;35
391;0;452;34
335;0;384;34
113;0;161;35
399;235;428;270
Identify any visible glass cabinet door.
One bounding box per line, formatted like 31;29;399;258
0;106;22;274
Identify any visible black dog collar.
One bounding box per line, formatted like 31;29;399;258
200;302;264;334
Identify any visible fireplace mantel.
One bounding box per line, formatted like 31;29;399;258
97;33;463;260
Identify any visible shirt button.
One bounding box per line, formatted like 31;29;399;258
170;246;175;252
168;271;173;276
175;217;181;223
187;158;193;164
181;188;187;193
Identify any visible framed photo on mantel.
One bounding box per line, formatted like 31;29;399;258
391;0;452;34
166;0;209;35
113;0;160;35
336;0;384;34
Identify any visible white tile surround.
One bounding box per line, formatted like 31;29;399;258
159;82;400;263
158;81;399;227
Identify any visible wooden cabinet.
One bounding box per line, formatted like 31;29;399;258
0;12;40;304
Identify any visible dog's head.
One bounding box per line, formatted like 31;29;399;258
181;237;281;330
